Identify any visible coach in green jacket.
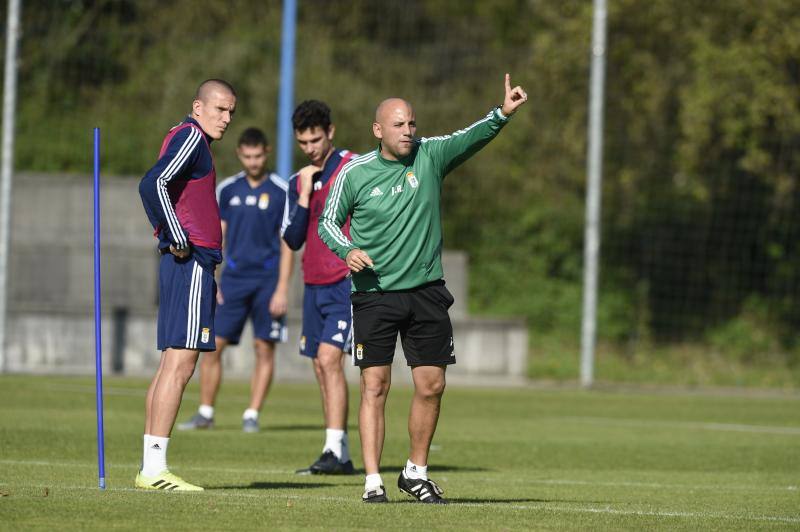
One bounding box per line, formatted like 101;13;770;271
319;74;528;504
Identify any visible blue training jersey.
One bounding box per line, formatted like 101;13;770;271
217;171;288;276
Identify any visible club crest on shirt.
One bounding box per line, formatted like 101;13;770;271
356;344;364;360
201;327;210;343
258;193;270;210
406;171;419;188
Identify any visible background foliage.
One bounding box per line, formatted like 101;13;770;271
5;0;800;384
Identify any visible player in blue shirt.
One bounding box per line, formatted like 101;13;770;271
178;127;293;433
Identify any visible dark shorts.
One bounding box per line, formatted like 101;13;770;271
215;272;287;345
350;280;455;367
157;253;217;352
300;277;352;358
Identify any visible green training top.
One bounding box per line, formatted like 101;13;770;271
318;107;510;292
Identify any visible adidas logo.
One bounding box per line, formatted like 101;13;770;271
369;187;383;197
151;444;161;450
331;332;344;343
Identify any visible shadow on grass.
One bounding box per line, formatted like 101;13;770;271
198;424;322;432
213;481;337;490
378;464;491;474
391;497;602;505
446;497;593;504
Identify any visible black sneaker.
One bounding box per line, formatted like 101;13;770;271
296;450;355;475
362;485;388;503
397;470;447;504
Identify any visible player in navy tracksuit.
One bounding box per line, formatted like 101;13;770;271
282;100;356;474
178;128;293;433
136;79;236;491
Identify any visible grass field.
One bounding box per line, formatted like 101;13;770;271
1;374;799;530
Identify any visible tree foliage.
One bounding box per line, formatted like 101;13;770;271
5;0;800;363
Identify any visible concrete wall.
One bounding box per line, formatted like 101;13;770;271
5;173;527;385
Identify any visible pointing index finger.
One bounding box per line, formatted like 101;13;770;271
505;73;511;95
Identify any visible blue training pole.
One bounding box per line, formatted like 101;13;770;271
93;127;106;490
276;0;297;180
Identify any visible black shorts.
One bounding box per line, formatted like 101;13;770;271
350;280;456;367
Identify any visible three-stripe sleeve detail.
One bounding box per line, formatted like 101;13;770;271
158;127;202;248
320;153;377;250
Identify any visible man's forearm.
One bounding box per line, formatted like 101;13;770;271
277;241;293;293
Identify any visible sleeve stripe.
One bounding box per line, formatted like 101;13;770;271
323;152;374;222
419;111;493;144
280;185;291;236
322;153;368;248
321;152;377;248
322;218;351;248
216;172;244;203
156;127;201;247
280;174;299;236
270;172;289;192
157;127;200;247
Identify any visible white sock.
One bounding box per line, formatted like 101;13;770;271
340;432;351;463
242;408;259;420
405;459;427;480
365;473;383;490
142;434;169;476
323;428;345;460
198;404;214;419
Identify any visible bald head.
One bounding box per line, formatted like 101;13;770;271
373;98;417;161
375;98;413;124
191;79;237;140
195;79;237;102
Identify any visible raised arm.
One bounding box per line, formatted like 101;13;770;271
421;73;528;177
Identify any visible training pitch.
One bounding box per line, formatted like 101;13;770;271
0;374;798;530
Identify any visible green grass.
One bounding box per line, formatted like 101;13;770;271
1;375;799;530
529;337;800;388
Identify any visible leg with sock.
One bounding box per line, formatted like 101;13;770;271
301;343;354;474
397;365;447;504
360;365;391;502
136;348;203;491
245;339;275;433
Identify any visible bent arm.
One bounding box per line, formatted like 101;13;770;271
318;173;356;260
138;126;202;248
281;176;309;250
